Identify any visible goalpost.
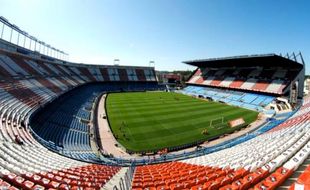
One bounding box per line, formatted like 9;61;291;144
209;117;225;128
202;117;226;135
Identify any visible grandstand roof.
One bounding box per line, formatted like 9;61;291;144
183;54;303;68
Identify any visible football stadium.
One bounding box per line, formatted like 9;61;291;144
0;1;310;190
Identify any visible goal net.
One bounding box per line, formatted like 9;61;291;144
209;117;226;129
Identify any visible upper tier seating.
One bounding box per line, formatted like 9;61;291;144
181;86;274;112
187;68;298;95
0;50;158;125
0;51;156;82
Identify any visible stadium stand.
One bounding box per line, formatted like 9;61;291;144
184;54;305;118
30;82;159;161
0;36;158;189
0;139;121;189
180;85;274;112
185;55;304;97
289;165;310;190
30;85;100;160
0;18;309;190
131;97;310;190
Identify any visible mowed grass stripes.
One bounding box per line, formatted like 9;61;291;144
106;92;258;152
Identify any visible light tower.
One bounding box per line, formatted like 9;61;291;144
149;60;155;67
114;59;120;65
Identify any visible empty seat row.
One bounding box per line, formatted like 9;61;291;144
131;97;310;190
180;86;274;112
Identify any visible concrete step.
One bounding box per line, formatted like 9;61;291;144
278;156;310;190
102;167;129;190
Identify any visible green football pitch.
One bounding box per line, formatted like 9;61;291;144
106;91;258;152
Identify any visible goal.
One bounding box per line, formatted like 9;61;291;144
209;117;225;129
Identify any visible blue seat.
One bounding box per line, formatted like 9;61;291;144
31;83;162;161
241;94;258;103
183;85;275;112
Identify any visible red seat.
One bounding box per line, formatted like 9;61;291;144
4;173;17;182
84;188;96;190
32;184;45;190
22;180;35;190
9;186;19;190
263;175;281;190
132;182;143;189
54;175;63;182
209;181;221;190
69;180;81;186
49;181;60;188
219;184;236;190
62;177;71;184
38;177;50;187
70;186;82;190
251;169;269;184
253;167;293;190
0;180;11;189
156;186;170;190
241;174;255;190
13;176;25;187
220;176;234;187
230;179;244;190
47;173;55;179
170;183;184;190
297;166;310;185
26;174;41;184
190;185;207;190
289;165;310;190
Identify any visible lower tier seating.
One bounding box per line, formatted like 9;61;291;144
30;83;161;161
180;85;274;112
131;96;310;190
289;165;310;190
0;81;162;189
0;140;120;190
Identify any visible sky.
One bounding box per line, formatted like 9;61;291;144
0;0;309;72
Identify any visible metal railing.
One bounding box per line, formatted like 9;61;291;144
0;16;68;60
112;165;135;190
